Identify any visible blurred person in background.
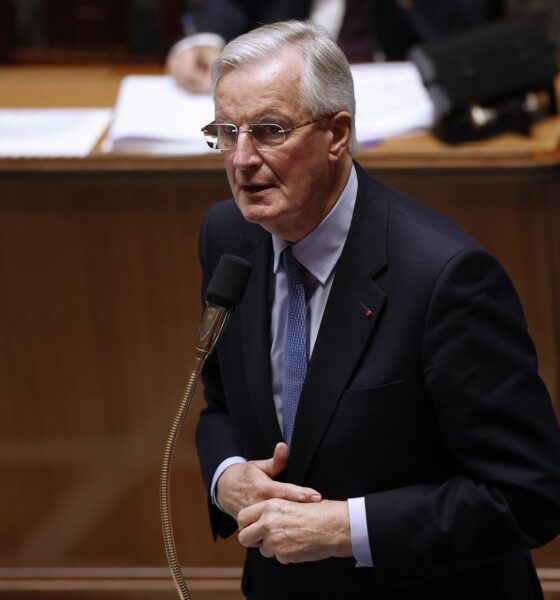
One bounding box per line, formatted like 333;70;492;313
167;0;503;93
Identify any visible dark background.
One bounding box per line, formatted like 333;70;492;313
0;0;559;64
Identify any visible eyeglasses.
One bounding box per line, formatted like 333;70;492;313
201;114;335;151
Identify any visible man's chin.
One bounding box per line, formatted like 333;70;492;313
236;195;277;225
239;204;274;225
237;201;297;239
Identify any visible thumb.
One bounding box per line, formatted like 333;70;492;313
258;442;289;478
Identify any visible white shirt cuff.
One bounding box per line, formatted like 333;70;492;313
171;33;225;56
347;497;374;567
210;456;247;511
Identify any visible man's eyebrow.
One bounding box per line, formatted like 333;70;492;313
252;112;290;123
213;112;290;124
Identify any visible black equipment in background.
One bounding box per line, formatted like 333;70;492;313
409;16;558;144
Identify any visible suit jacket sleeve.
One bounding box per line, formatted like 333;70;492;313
191;0;312;43
365;246;560;588
191;0;253;42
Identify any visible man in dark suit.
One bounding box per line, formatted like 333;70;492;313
168;0;502;92
196;19;560;599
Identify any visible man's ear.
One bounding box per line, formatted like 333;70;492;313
328;111;353;161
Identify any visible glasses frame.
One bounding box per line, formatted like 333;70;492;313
201;113;336;151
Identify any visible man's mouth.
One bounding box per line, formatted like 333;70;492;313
240;183;275;194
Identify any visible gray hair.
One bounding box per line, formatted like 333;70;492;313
211;20;358;155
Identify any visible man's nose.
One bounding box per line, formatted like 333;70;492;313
231;130;261;169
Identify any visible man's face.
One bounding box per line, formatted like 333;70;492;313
214;47;343;242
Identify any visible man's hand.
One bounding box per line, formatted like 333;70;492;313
216;442;322;520
237;499;353;564
166;45;220;93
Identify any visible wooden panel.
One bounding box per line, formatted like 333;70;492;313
3;2;171;64
0;567;244;599
0;170;243;568
44;1;134;53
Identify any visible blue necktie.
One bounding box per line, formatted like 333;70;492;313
281;247;309;446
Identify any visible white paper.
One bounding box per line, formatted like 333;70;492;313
351;62;435;145
104;75;214;154
104;66;434;155
0;109;112;157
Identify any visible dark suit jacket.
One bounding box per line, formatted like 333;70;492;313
196;163;560;599
192;0;502;60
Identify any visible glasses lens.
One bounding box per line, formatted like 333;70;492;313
252;124;285;149
202;123;286;150
203;124;238;150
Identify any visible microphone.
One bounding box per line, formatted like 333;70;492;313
195;254;253;361
161;254;252;600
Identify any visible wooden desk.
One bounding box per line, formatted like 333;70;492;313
1;65;559;598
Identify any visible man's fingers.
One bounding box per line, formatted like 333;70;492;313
238;522;261;547
167;47;213;94
183;74;211;94
238;501;268;538
269;442;289;477
188;46;218;93
256;442;288;478
177;65;210;93
256;443;321;503
217;447;321;518
272;441;289;463
271;480;322;503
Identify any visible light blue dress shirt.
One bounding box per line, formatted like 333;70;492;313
210;165;374;567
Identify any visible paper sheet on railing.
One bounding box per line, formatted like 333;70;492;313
104;65;434;155
0;109;112;157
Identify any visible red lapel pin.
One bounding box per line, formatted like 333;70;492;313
360;302;373;319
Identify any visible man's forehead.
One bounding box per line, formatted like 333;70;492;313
215;46;304;93
214;49;306;120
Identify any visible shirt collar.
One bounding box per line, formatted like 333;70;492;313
272;164;357;284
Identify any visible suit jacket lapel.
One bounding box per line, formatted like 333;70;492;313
287;166;390;485
240;226;284;448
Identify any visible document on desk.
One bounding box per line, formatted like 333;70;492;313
351;62;435;144
104;76;213;154
105;64;434;154
0;109;112;157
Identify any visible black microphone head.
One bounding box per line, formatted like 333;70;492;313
206;254;252;310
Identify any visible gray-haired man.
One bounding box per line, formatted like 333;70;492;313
196;20;560;600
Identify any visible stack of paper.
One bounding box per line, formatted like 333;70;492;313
0;109;112;158
104;76;213;154
104;64;435;155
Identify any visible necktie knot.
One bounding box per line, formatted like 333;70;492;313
283;246;306;287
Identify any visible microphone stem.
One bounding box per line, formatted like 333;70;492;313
160;305;231;600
